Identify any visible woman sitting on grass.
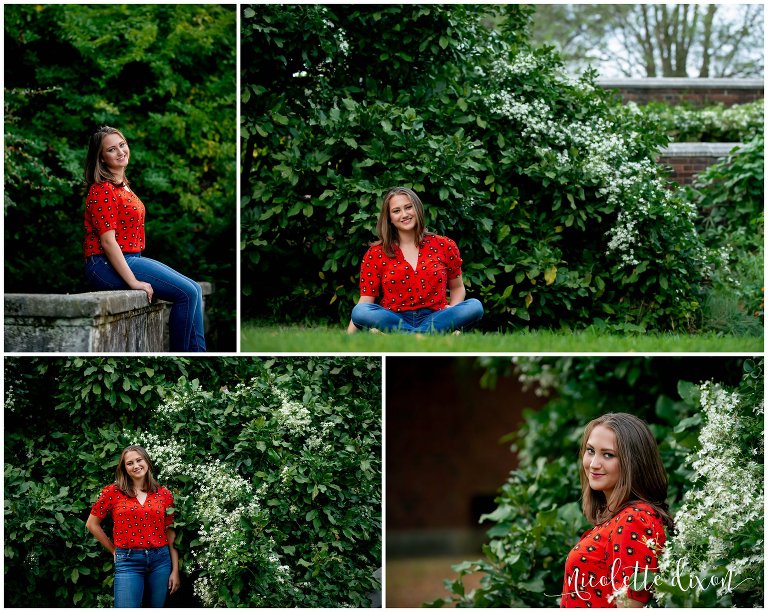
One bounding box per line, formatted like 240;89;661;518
347;186;483;333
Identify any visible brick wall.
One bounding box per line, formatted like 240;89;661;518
386;357;546;530
658;143;739;186
598;77;764;107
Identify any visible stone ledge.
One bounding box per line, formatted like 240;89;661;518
597;77;764;90
660;142;741;157
4;282;212;353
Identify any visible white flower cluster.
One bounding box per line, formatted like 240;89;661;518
155;381;212;423
5;385;15;412
484;56;697;267
657;381;764;601
129;431;186;482
273;387;312;434
192;575;216;607
513;357;561;397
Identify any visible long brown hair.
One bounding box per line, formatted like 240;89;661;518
115;445;161;497
84;125;129;186
579;413;673;529
375;187;431;257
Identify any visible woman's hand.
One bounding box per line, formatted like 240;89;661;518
129;280;154;302
168;569;181;594
99;230;153;302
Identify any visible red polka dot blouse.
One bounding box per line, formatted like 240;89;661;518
358;234;463;312
561;502;666;607
83;182;145;258
90;483;175;549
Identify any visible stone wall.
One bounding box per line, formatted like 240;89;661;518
598;77;764;107
4;282;211;352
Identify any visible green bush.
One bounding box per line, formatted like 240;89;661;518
634;100;764;143
241;5;705;332
428;357;761;607
4;357;381;607
4;5;237;349
687;136;764;333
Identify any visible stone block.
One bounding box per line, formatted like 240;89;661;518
4;282;212;352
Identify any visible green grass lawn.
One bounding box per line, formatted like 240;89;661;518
241;323;763;353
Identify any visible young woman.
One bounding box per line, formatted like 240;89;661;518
83;126;206;351
347;187;484;333
86;445;180;608
561;413;673;608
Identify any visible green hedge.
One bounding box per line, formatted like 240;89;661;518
241;5;705;332
4;5;237;349
634;100;764;143
690;136;764;333
429;357;762;607
4;357;381;607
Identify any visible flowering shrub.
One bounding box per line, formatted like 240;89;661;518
4;357;381;607
241;5;706;331
429;357;760;607
655;363;764;606
635;100;764;142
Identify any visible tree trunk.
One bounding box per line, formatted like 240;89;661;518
699;4;718;77
639;5;657;76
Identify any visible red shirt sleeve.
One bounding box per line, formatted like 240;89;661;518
610;507;666;604
85;182;118;236
163;488;176;527
442;237;463;280
359;245;383;297
90;483;117;519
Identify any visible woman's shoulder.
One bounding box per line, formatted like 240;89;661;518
423;233;458;248
87;181;118;198
363;242;385;256
99;482;121;496
613;501;664;524
156;485;173;497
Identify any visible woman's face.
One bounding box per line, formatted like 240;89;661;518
583;425;620;499
100;132;130;174
388;194;417;233
123;450;149;484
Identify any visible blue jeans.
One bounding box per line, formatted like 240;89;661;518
351;298;484;332
114;546;171;608
85;253;206;352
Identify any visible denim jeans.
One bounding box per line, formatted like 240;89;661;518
351;298;484;333
114;546;171;608
85;253;206;352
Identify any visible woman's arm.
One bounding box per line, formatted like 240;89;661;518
166;527;181;594
347;295;375;333
99;230;154;302
85;514;116;560
447;275;466;306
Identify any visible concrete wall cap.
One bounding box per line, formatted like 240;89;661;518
5;291;157;318
661;142;743;156
597;77;764;90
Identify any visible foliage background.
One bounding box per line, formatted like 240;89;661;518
4;357;381;607
427;357;763;607
240;4;737;333
4;5;237;349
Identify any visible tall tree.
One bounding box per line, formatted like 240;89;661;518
528;4;764;77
